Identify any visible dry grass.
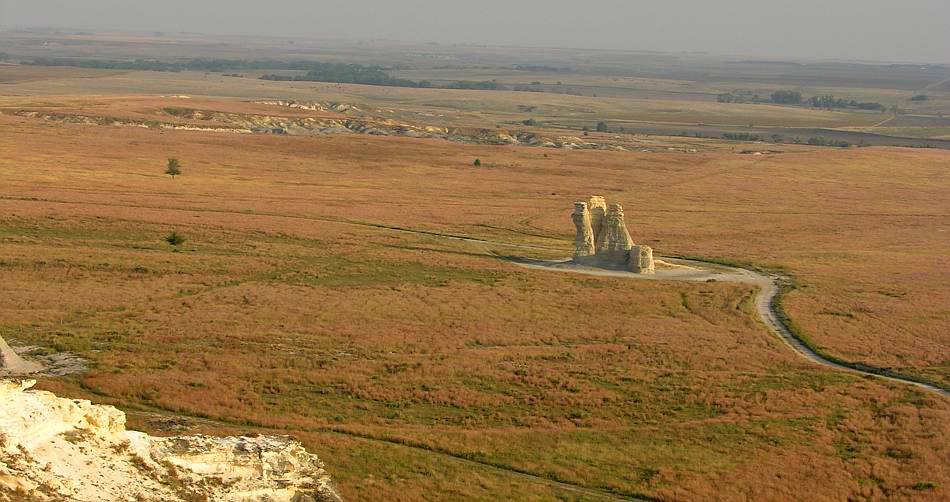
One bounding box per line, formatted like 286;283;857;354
1;94;949;501
0;65;888;131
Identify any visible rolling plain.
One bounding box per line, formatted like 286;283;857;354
1;32;949;500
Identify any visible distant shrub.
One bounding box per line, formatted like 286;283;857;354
473;158;481;167
163;107;192;118
807;136;850;148
770;90;802;104
512;84;544;92
718;91;762;104
522;118;538;126
722;132;762;141
165;158;181;178
854;101;885;111
912;482;936;491
513;64;569;72
596;122;609;133
164;231;185;246
808;95;884;111
910;95;929;101
447;80;500;91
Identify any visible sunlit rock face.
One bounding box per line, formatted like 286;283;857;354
572;202;597;258
587;195;608;248
571;197;654;274
0;379;341;502
630;245;656;274
596;203;635;264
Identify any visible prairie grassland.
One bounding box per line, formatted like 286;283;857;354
0;94;346;123
391;66;929;108
0;64;126;84
1;103;949;500
0;66;887;130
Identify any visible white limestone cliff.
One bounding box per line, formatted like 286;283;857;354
0;379;341;502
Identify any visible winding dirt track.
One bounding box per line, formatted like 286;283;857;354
515;257;950;398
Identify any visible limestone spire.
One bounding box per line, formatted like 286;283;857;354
571;202;596;258
596;203;634;263
630;245;655;274
587;196;607;247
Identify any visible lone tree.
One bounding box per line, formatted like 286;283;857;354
596;121;609;133
165;158;181;178
473;158;482;167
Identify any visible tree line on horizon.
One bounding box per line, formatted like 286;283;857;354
718;89;887;111
25;57;541;92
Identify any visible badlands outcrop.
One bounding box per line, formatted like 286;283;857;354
6;108;628;151
572;196;655;273
0;379;341;502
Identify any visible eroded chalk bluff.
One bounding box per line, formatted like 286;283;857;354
0;379;341;502
572;196;655;273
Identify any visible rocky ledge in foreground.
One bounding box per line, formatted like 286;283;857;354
0;379;341;502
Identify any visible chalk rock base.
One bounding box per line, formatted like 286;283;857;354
0;380;341;502
629;245;656;274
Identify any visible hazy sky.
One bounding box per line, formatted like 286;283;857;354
2;0;949;63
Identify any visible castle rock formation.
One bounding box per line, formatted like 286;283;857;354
572;196;655;274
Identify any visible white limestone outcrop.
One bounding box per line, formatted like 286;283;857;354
0;380;341;502
596;203;635;264
630;245;656;274
571;196;655;274
587;196;607;248
571;202;596;258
